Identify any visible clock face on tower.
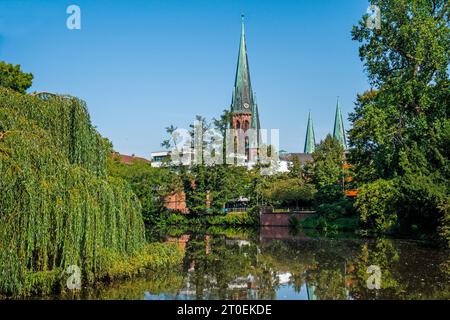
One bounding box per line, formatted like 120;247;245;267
243;103;250;109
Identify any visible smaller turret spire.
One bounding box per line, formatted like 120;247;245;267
333;97;347;149
249;95;260;148
304;111;316;154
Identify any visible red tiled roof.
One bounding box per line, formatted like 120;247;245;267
112;153;150;165
279;153;313;164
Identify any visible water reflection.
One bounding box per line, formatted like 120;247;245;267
89;227;449;300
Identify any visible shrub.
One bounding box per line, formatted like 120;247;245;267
355;179;398;233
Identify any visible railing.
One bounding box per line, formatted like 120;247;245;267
224;207;248;213
262;207;315;214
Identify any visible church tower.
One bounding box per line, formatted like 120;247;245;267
333;97;347;149
230;15;260;162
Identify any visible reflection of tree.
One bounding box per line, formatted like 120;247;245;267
290;273;304;294
78;269;184;300
252;255;279;299
307;269;347;300
59;228;449;300
182;234;450;300
350;238;402;299
182;233;254;299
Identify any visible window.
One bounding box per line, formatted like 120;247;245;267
244;120;249;132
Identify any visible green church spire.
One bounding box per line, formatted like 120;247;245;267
249;94;261;149
333;97;347;149
231;15;254;114
304;111;315;154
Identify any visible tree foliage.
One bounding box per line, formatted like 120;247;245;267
307;135;345;189
107;156;181;223
350;0;450;242
304;135;353;217
0;88;145;296
356;179;398;232
0;61;33;94
262;177;316;208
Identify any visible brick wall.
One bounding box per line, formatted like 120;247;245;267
260;212;315;227
164;191;188;214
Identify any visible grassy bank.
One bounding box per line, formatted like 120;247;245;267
294;214;359;232
160;212;255;227
98;243;184;281
152;211;257;227
3;242;184;298
295;214;443;243
147;224;257;242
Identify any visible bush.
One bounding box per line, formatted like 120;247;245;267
150;211;257;227
98;243;184;281
300;214;358;232
355;179;398;233
263;178;316;208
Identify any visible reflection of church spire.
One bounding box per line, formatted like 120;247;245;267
306;283;317;300
304;111;315;154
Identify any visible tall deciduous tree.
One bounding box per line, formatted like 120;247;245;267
350;0;449;240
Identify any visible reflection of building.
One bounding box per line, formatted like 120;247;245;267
165;235;190;251
225;239;251;247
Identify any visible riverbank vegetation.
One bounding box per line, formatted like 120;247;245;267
0;65;182;297
348;0;449;244
107;155;181;223
0;0;448;298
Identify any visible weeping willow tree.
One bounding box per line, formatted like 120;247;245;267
0;87;146;296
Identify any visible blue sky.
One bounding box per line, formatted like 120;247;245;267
0;0;371;157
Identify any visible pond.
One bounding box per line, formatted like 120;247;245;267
70;227;449;300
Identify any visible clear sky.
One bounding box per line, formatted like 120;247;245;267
0;0;371;158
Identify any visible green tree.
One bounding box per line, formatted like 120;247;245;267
263;177;316;209
305;135;354;219
308;135;345;189
0;61;33;93
350;0;450;241
213;109;232;164
162;115;257;216
107;156;180;222
355;179;398;232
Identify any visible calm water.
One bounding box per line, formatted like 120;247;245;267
76;227;449;300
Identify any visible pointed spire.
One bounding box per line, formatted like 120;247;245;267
304;111;316;154
231;14;253;113
333;97;347;149
249;94;260;149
